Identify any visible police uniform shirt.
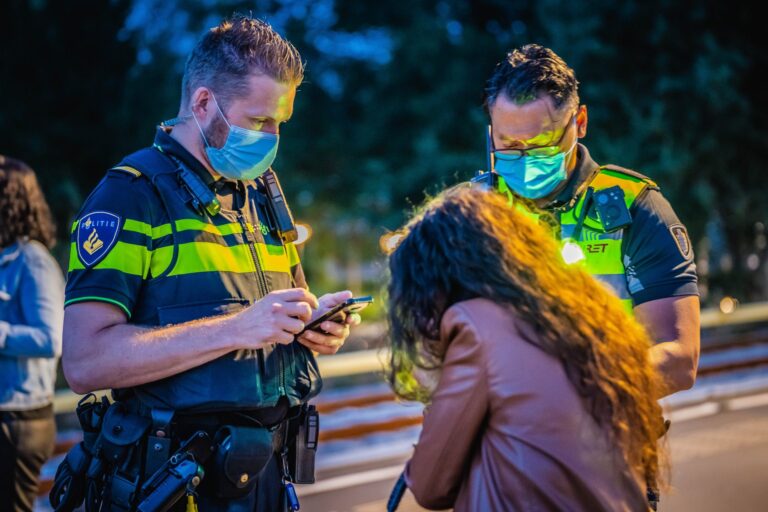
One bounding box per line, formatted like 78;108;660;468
65;128;306;322
549;143;699;306
64;128;319;411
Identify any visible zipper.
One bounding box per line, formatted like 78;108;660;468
237;211;286;396
237;212;269;297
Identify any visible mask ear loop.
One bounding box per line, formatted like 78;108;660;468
191;91;230;148
191;109;211;148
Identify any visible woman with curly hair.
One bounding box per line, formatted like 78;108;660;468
387;186;665;511
1;155;64;511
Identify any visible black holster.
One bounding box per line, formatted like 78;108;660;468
285;404;319;484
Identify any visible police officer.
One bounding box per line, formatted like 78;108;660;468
481;44;699;397
60;16;359;511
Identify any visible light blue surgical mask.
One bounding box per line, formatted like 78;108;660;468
494;141;577;199
193;94;279;181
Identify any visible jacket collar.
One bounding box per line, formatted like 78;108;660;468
0;241;22;267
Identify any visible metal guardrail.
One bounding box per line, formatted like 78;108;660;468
700;301;768;329
53;301;768;414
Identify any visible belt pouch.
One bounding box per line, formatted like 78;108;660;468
213;426;274;499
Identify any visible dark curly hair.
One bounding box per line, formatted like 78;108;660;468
0;155;56;249
484;43;579;114
386;185;665;490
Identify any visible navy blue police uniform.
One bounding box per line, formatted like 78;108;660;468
63;127;319;511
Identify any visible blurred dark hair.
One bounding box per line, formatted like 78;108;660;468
181;14;304;111
386;185;664;488
484;44;579;114
0;155;56;249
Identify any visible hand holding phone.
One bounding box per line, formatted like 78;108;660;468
299;295;373;336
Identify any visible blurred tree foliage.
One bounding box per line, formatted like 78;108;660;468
1;0;765;305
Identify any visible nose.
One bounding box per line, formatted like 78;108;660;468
262;121;280;135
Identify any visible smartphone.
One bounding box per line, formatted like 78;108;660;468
299;296;373;335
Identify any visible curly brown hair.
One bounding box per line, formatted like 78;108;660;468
387;185;666;490
0;155;56;249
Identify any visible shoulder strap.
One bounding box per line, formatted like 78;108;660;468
113;146;178;179
110;146;182;279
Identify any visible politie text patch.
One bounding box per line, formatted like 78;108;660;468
76;211;122;267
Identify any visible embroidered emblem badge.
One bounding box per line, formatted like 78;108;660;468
76;211;122;267
670;224;692;260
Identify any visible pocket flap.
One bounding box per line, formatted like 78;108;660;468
217;426;274;489
101;402;151;447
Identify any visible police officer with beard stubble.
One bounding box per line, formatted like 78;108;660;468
57;15;363;512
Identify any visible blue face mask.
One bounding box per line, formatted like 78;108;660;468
494;141;577;199
193;94;279;181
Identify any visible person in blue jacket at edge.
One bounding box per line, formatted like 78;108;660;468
1;155;64;512
52;15;363;512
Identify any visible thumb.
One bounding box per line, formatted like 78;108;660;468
321;290;353;308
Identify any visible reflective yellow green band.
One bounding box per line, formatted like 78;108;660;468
71;216;296;277
64;296;132;318
68;241;151;278
286;243;300;267
150;240;292;277
71;218;245;240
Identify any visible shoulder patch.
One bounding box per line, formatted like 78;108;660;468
670;224;692;260
76;211;122;267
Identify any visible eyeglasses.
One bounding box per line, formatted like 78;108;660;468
493;113;576;161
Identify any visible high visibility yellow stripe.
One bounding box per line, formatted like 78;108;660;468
577;239;625;275
71;218;245;240
286;243;300;267
258;242;292;274
151;241;292;277
71;216;292;276
123;219;153;237
174;219;243;237
68;241;150;278
166;242;254;276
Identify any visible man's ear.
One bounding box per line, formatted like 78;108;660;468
576;104;588;138
190;87;213;124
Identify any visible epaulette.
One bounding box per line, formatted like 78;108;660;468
601;164;659;190
108;165;143;178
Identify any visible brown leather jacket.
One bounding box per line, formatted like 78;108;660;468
404;299;649;511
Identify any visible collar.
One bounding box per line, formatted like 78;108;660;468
0;241;22;267
152;127;240;191
544;143;601;212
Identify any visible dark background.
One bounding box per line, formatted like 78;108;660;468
2;0;766;309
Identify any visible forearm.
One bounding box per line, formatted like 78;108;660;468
649;340;697;396
0;320;61;358
634;295;701;398
63;313;239;393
